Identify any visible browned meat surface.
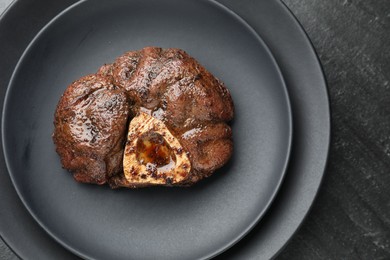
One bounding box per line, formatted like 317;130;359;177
53;47;234;188
53;75;130;184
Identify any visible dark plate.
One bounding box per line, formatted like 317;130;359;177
1;0;292;259
0;0;330;259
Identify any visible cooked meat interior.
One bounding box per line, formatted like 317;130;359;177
53;47;234;188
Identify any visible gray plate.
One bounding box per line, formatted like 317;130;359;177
2;0;292;259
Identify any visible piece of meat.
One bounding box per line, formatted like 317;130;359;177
180;123;233;177
53;74;130;184
53;47;234;188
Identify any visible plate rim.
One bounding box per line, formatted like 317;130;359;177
217;0;330;258
274;1;331;256
1;0;293;259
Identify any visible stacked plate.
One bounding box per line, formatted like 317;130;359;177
0;0;330;259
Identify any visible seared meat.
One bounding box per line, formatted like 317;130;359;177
53;47;234;188
53;75;130;184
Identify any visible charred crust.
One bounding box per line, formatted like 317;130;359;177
166;177;173;185
194;74;202;80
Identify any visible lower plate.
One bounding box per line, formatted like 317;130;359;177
0;0;330;259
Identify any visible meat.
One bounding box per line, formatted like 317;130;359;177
53;47;234;188
53;75;130;184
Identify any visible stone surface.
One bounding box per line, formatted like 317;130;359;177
0;0;389;259
0;238;16;260
278;0;390;259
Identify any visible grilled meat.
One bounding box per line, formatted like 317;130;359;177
53;47;234;188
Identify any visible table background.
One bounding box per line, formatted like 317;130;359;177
1;0;389;259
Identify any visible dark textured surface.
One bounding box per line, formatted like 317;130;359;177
0;240;15;260
0;0;389;259
278;0;390;259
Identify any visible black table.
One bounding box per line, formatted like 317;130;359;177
279;0;390;258
1;0;389;259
